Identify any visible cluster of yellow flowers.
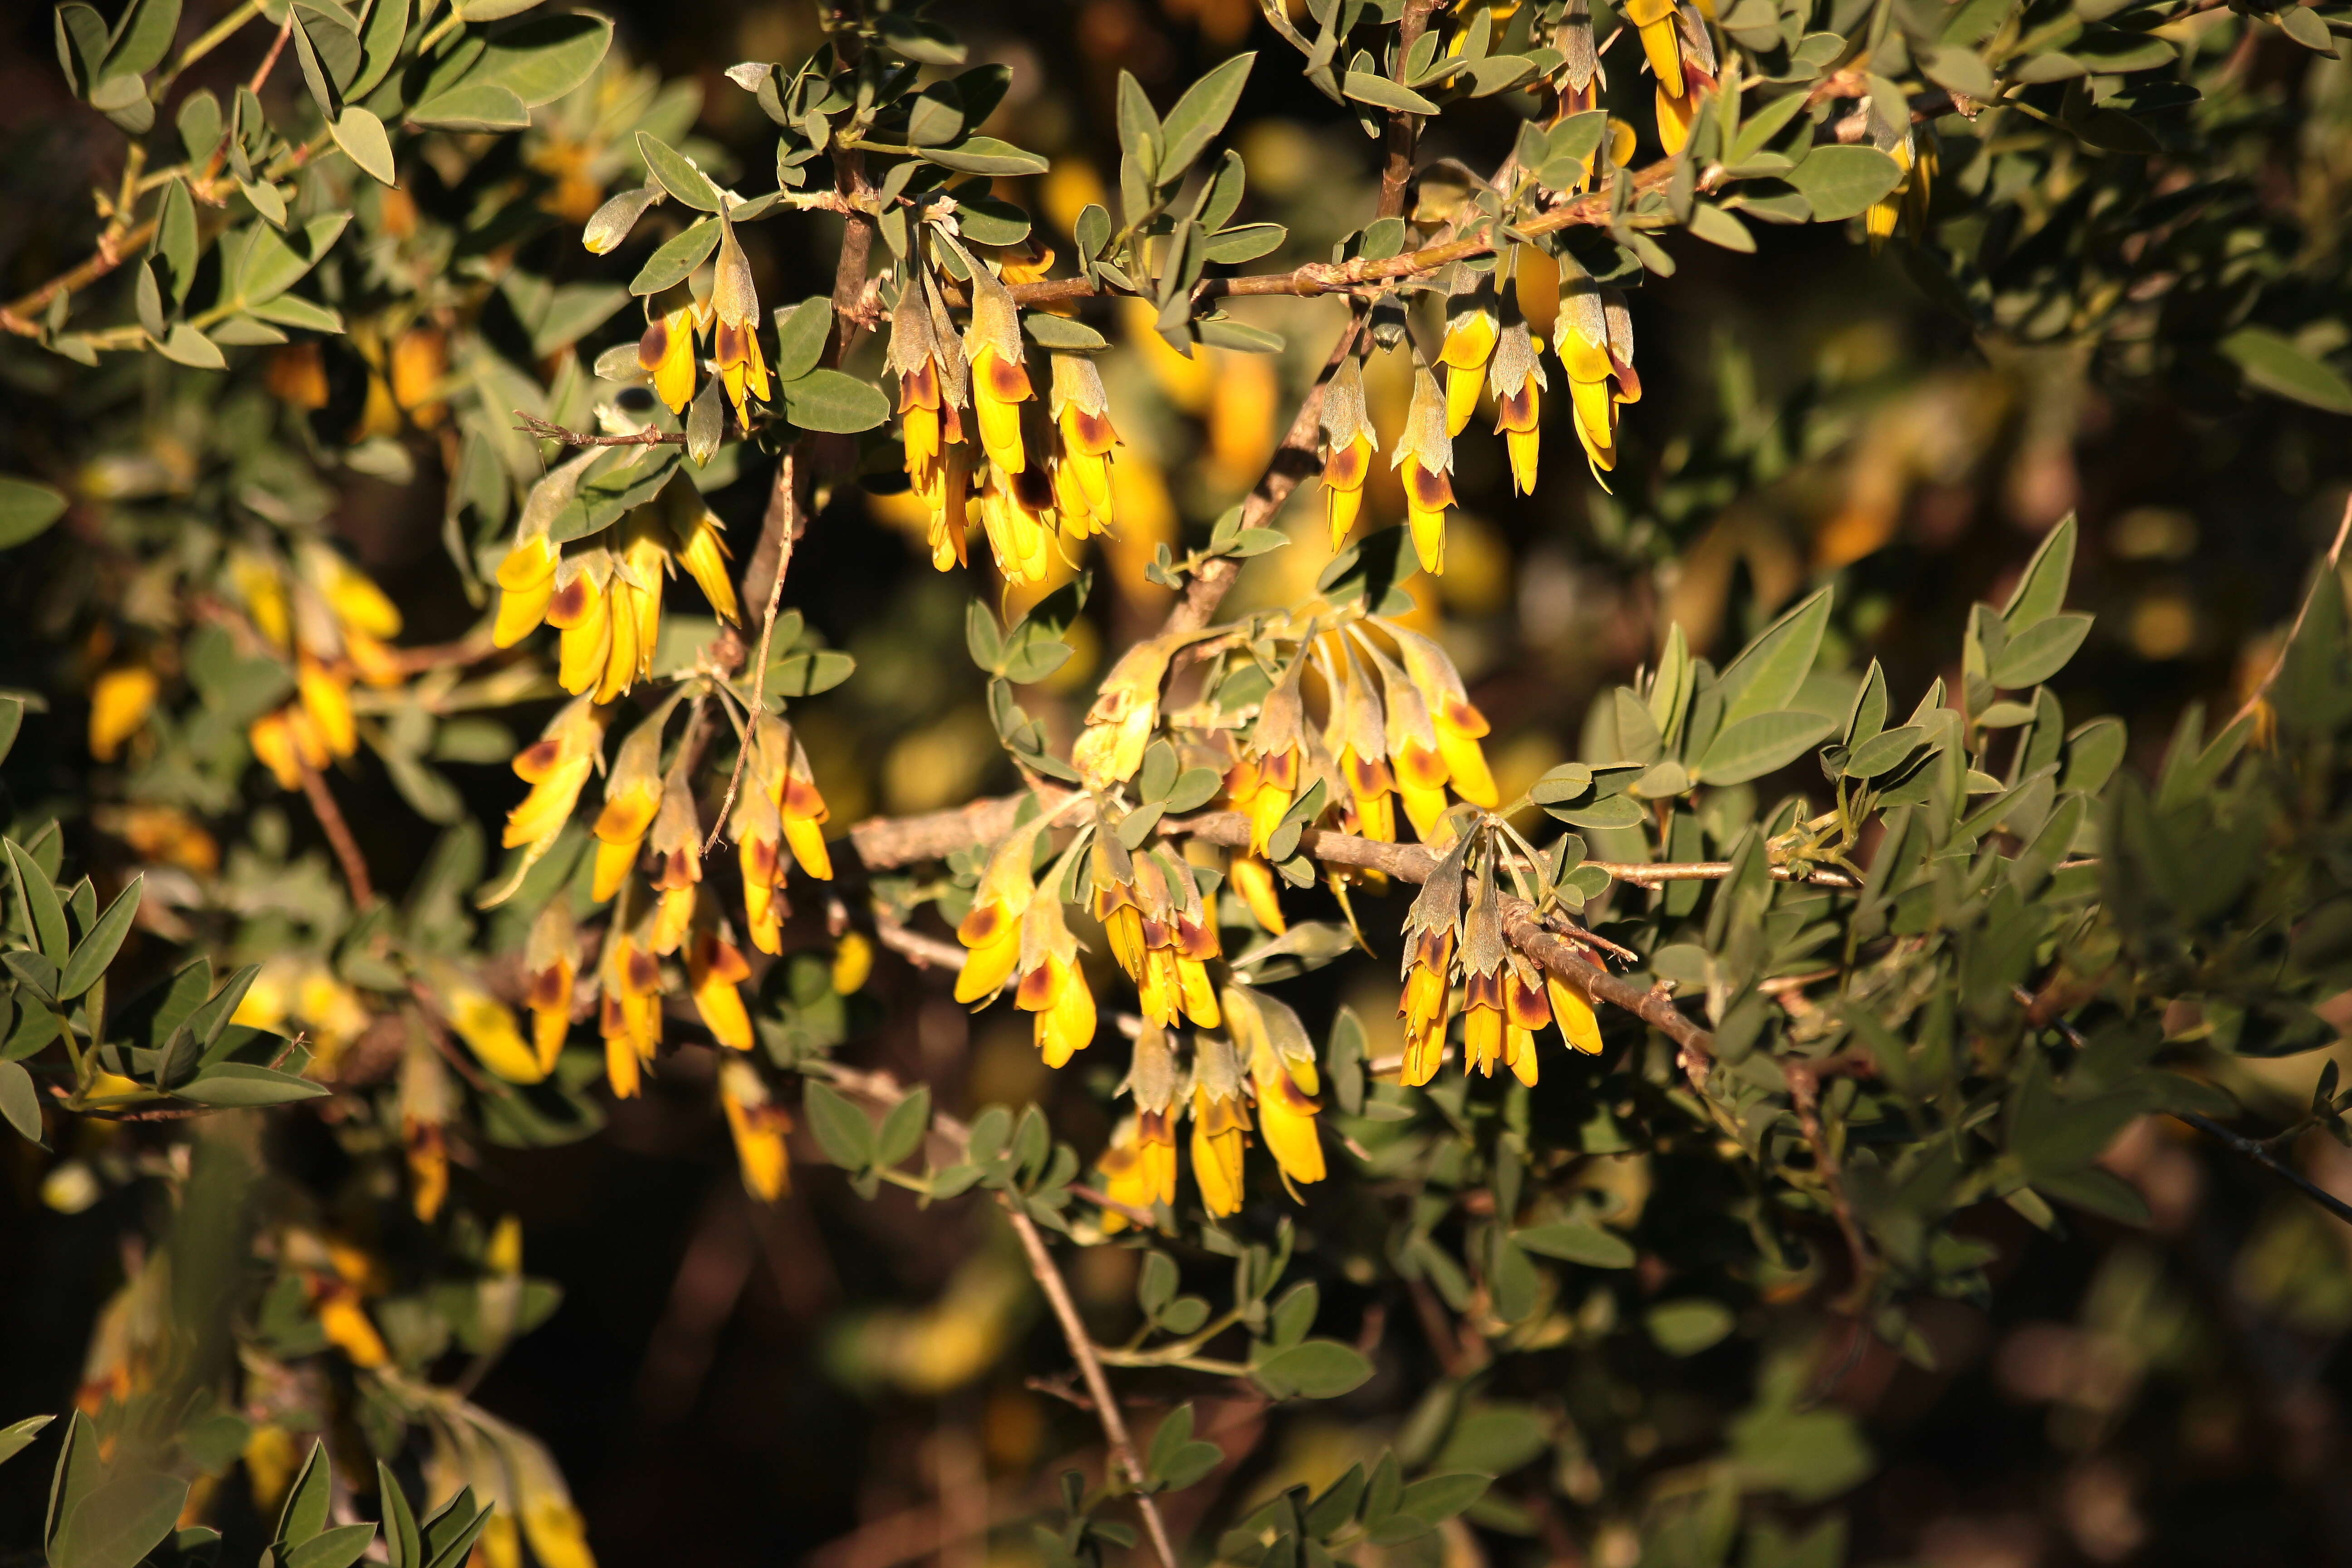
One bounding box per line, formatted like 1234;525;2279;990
493;469;739;702
1397;833;1602;1089
1320;249;1640;576
890;251;1122;585
635;210;771;424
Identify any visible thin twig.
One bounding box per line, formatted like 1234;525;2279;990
514;412;684;448
2232;490;2352;731
1784;1058;1874;1309
293;749;374;906
999;1195;1180;1568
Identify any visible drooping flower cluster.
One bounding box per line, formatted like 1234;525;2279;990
1622;0;1717;155
888;247;1125;586
226;544;407;792
1398;833;1603;1090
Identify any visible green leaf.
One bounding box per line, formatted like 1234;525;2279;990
1920;43;1997;99
2220;327;2352;415
328;105;395;184
1842;724;1926;779
637;131;723;211
630;216;720;294
285;1524;379;1568
877;1084;931;1167
378;1462;422;1568
406;81;529;129
922;137;1049;176
1254;1339;1374;1399
8;839;70;963
0;1413;52;1468
1396;1474;1490;1524
2003;514;2078;630
0;477;68;549
278;1439;332;1546
1695;710;1836;785
1787;144;1904;222
1991;613;2092;689
174;1063;328;1106
455;10;612;107
56;876;140;1000
1157;53;1255;182
53;1469;188;1568
1687;203;1756;251
1716;586;1833;729
781;369;890;433
158;322;227;369
102;0;181;79
769;297;833;382
0;1059;40;1144
803;1079;877;1169
1200;223;1286;263
1343;70;1439;114
1025;314;1109;351
1513;1221;1635;1267
1116;70;1162;173
1645;1298;1735;1355
232;213;349;306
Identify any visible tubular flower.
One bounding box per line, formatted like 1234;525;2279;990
1229;853;1287;934
1096;1024;1181;1232
976;460;1056;587
1014;892;1097;1068
1439;266;1501;436
1867;122;1938;246
733;776;790;954
638;292;705;415
1228;985;1325;1191
441;975;544;1085
894;271;975;570
399;1029;452;1223
1390;363;1457;576
956;829;1038;1004
1489;305;1548;496
660;480;740;622
1398;838;1469;1087
546;550;617;695
592;703;670;902
644;765;703;956
523;902;580;1074
1094;846;1221;1030
1501;959;1557;1085
1367;640;1451;841
832;932;874;995
492;450;594;647
1226;653;1307;852
1189;1034;1250;1217
925;441;974;570
1328;640;1396;844
597;911;665;1099
502;694;605;854
720;1058;791;1201
296;653;357;760
1548;972;1604;1054
1317;357;1379;550
1048;352;1119;537
688;912;755;1052
88;664;158;762
1557;267;1642;479
963;255;1033;475
248;708;326;792
1073;632;1183;788
772;721;834;880
600;510;669;704
710;208;770;422
1457;868;1510;1078
1389;623;1500;807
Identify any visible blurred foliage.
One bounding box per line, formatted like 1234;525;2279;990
1;0;2352;1564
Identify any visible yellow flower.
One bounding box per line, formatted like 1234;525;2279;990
443;978;544;1085
502;696;606;857
711;208;770;422
831;931;873;994
661;482;740;622
1229;853;1286;934
1095;1112;1177;1232
1012;894;1096;1067
399;1031;451;1222
598;915;664;1099
1073;632;1184;788
1489;313;1548;496
1548;973;1603;1054
88;664;158;762
1390;363;1456;576
1556;266;1641;480
591;704;670;902
733;779;789;955
956;832;1036;1004
771;721;834;881
1189;1034;1249;1217
638;299;702;415
523;902;579;1074
296;654;356;759
1389;623;1499;807
689;921;755;1051
1317;357;1379;550
963;257;1034;475
1229;985;1324;1190
720;1057;791;1201
1048;353;1119;537
1397;838;1468;1087
644;765;703;956
1439;266;1501;436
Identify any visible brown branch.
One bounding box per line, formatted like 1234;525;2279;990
0;219;162;337
999;1195;1180;1568
1586;858;1861;889
1784;1057;1874;1309
2233;490;2352;731
845;791;1053;871
293;749;375;907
